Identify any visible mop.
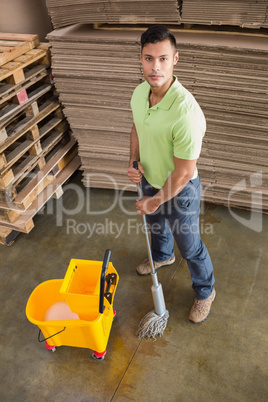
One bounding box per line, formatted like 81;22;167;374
133;162;169;339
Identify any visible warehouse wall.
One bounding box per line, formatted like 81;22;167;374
0;0;52;41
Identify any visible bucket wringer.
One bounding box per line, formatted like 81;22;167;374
26;250;118;360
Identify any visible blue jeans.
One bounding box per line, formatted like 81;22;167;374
142;176;215;300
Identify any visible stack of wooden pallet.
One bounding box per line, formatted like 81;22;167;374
47;25;268;212
0;33;80;245
45;0;268;29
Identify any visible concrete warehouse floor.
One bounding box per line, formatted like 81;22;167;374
1;170;267;402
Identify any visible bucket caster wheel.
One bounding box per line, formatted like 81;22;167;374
92;350;106;361
45;341;56;352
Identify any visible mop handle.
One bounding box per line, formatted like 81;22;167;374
133;162;157;279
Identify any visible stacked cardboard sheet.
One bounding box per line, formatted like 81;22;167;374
45;0;179;29
48;25;268;211
263;7;268;27
45;0;268;29
48;25;140;191
180;0;268;28
173;32;268;211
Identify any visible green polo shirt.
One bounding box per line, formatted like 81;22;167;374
130;77;206;189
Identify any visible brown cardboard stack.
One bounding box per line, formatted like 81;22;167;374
0;33;80;245
48;25;140;191
173;32;268;211
262;7;268;27
45;0;268;29
45;0;180;29
48;25;268;211
180;0;268;28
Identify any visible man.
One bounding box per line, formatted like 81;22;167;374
127;25;215;324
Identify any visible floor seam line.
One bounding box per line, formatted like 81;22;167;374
110;257;183;401
109;339;142;401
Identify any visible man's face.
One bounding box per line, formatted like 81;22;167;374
140;39;179;89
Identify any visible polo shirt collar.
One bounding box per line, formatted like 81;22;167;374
144;76;179;110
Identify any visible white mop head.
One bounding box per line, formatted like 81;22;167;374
136;309;169;339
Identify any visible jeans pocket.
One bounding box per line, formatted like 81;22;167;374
177;180;200;210
177;191;192;209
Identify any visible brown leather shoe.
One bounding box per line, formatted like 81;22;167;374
189;288;216;323
136;256;175;276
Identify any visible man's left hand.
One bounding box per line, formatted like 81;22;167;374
136;196;160;215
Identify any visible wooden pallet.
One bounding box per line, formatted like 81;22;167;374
0;64;49;106
0;108;68;188
0;44;50;105
0;47;49;83
0;94;61;152
0;136;79;224
0;33;80;242
0;33;40;67
0;91;67;189
0;81;54;132
0;226;19;246
0;134;76;211
0;153;80;234
0;129;71;206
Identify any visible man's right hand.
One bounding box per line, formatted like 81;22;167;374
127;162;144;183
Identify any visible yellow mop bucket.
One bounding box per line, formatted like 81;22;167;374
26;250;118;360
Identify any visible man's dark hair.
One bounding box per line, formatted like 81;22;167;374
141;25;177;51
